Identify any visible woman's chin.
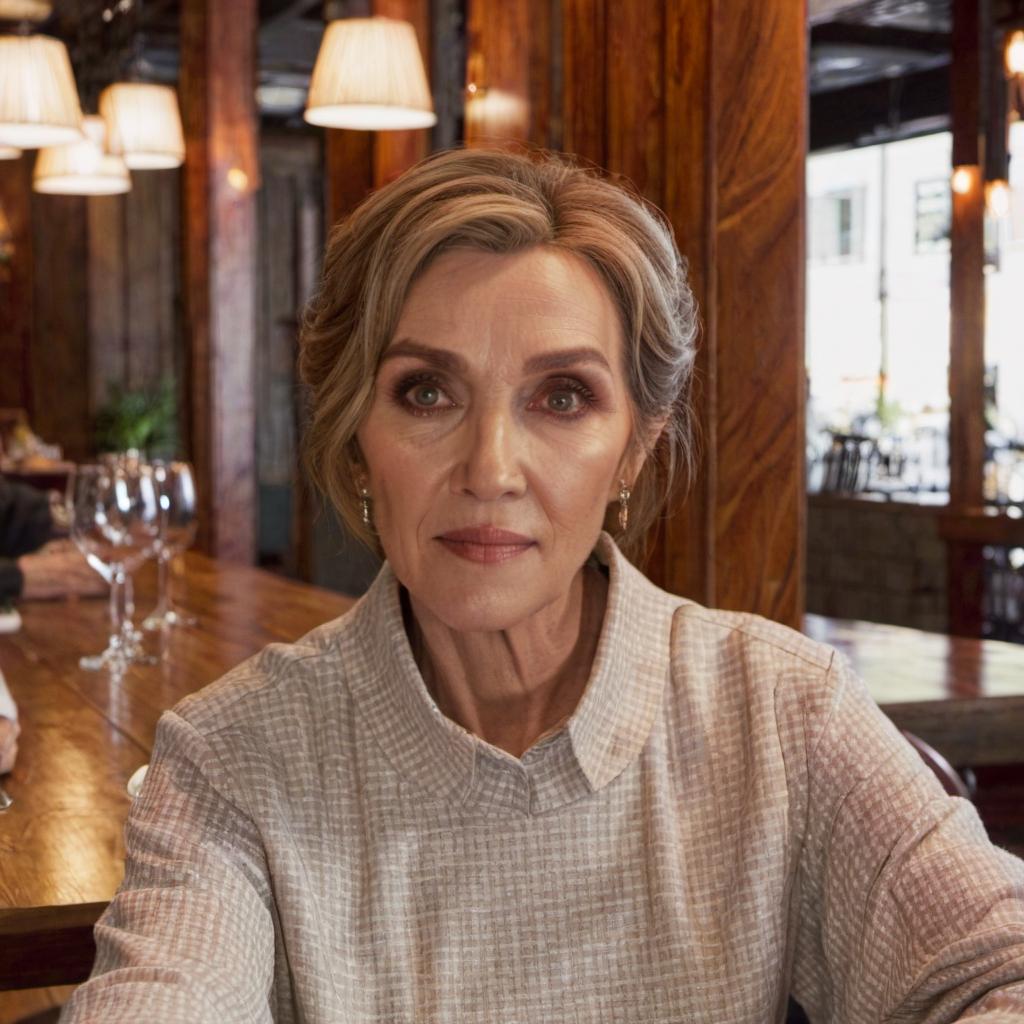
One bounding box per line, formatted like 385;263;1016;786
409;582;551;635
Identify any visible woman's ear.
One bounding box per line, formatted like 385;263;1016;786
615;415;669;493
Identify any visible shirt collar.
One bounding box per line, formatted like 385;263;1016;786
345;531;683;816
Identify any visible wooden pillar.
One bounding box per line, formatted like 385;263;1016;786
0;156;34;417
558;0;807;625
947;0;988;635
949;0;986;511
180;0;259;562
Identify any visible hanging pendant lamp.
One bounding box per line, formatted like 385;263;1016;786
0;34;83;149
99;82;185;170
304;17;437;130
34;115;130;195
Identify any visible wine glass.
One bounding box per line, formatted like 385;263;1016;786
143;460;198;630
67;462;161;673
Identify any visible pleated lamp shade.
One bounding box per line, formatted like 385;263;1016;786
0;35;83;149
33;115;130;195
0;1;53;19
100;83;185;170
304;17;437;130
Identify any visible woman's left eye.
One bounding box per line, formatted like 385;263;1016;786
531;380;596;418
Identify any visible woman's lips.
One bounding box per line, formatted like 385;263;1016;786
437;527;535;564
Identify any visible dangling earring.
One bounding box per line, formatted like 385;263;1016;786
358;481;372;529
618;480;631;532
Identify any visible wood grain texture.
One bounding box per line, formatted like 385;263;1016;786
0;554;354;992
180;0;259;563
709;0;806;626
373;0;432;184
948;169;985;511
605;2;665;204
464;0;531;146
30;193;91;462
561;0;606;167
661;0;716;603
805;612;1024;766
324;128;374;232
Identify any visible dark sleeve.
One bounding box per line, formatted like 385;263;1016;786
0;558;24;602
0;476;55;558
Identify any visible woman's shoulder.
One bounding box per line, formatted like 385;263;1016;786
170;601;367;742
670;601;835;674
663;599;845;739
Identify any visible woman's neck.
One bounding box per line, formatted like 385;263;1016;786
404;564;608;758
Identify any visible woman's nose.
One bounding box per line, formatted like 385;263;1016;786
452;408;527;501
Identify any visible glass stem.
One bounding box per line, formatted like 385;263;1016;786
155;551;170;618
123;573;135;636
109;569;128;647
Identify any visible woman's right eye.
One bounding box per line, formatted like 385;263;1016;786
391;374;456;416
409;383;442;408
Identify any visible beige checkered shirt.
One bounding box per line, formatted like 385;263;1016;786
61;532;1024;1023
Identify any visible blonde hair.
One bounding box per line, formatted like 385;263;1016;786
298;145;698;563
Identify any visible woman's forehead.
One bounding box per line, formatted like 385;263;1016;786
393;247;622;352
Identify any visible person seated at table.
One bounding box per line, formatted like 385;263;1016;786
0;474;105;774
60;148;1024;1023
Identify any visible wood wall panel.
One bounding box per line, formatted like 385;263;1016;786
30;193;91;463
605;3;665;203
465;0;532;145
561;0;606;167
0;155;34;417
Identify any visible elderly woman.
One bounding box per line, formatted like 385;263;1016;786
62;148;1024;1024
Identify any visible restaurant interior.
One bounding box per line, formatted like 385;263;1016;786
1;0;1023;1018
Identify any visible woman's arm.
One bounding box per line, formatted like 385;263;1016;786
0;476;55;560
59;711;277;1023
791;654;1024;1023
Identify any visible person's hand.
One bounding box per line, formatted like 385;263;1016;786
0;716;19;774
18;544;106;601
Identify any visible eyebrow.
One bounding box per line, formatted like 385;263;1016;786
380;338;612;375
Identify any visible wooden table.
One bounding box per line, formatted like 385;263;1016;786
804;613;1024;767
0;552;353;996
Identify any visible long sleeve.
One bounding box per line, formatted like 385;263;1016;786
0;475;55;602
791;653;1024;1023
0;476;54;559
59;711;278;1023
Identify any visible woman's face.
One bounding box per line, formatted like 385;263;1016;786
356;245;641;633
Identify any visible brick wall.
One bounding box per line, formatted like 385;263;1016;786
806;494;948;633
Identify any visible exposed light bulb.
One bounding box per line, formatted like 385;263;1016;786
951;166;975;195
986;179;1012;219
